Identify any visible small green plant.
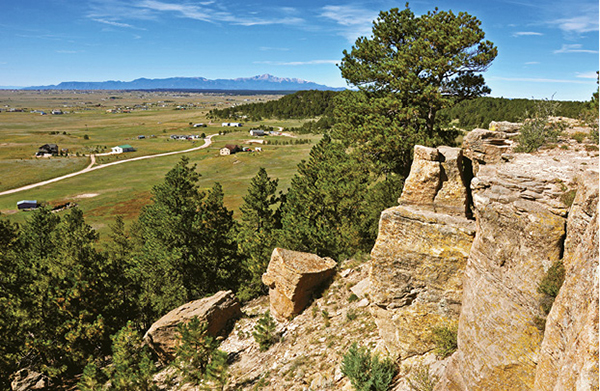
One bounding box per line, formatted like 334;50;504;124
560;189;577;207
534;260;566;331
348;293;359;302
346;309;358;322
516;99;566;153
341;343;397;391
172;317;228;387
406;364;438;391
431;323;458;359
322;309;331;327
252;311;279;351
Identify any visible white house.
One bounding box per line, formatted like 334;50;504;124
111;146;123;154
249;129;265;136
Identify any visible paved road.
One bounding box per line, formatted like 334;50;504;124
0;134;218;197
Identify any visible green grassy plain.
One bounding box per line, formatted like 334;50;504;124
0;90;318;239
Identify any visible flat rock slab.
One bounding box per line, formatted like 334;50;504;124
143;290;241;363
263;248;337;321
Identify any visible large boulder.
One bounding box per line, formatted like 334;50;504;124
10;368;47;391
400;145;472;217
262;248;337;321
143;290;242;363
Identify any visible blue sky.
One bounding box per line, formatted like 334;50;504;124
1;0;598;100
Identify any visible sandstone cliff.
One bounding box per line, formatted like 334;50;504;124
370;131;599;390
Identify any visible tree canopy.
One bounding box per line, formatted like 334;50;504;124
335;4;497;176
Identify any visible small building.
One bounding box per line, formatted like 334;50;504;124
193;123;206;128
137;135;145;139
37;143;59;156
111;144;135;154
51;109;63;115
255;147;262;152
249;129;265;136
17;200;38;210
220;144;240;156
221;122;243;127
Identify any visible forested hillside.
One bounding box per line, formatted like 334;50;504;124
439;97;589;129
210;90;589;133
208;90;337;121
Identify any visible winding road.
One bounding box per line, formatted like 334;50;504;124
0;134;218;197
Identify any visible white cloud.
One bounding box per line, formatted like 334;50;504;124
555;15;599;33
576;71;598;79
525;61;540;65
92;18;140;29
319;5;378;42
254;60;338;66
513;31;543;37
131;0;303;26
554;43;599;54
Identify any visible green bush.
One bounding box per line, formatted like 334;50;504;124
516;99;566;153
406;364;438;391
538;261;566;313
341;343;397;391
78;321;157;391
431;324;458;358
172;317;228;387
252;311;279;352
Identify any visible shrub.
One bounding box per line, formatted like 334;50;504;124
252;311;279;352
341;343;397;391
406;364;438;391
516;99;566;153
535;260;566;331
348;293;359;302
431;323;458;359
172;317;228;387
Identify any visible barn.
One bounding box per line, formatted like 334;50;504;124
17;200;38;210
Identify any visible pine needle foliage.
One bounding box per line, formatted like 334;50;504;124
252;311;279;352
341;343;397;391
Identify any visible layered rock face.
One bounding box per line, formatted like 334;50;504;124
437;149;598;390
370;146;476;359
143;290;241;363
533;170;599;390
370;137;598;389
262;248;337;321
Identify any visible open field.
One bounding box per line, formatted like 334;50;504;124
0;90;318;239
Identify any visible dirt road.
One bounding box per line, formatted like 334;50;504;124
0;134;218;197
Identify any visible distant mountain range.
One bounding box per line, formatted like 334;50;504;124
22;74;344;91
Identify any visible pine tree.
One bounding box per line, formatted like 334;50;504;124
252;311;279;351
279;135;371;260
236;168;280;300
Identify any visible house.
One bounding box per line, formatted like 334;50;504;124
220;144;240;156
17;200;38;210
51;109;63;115
37;144;59;156
249;129;265;136
193;123;206;128
111;144;135;154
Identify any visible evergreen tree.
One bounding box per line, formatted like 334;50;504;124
335;5;497;177
236;168;280;300
133;158;241;322
279;135;371;260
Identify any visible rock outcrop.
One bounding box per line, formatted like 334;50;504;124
370;137;598;390
262;248;337;321
370;145;476;359
533;170;599;390
143;290;241;363
462;128;515;174
436;148;598;390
